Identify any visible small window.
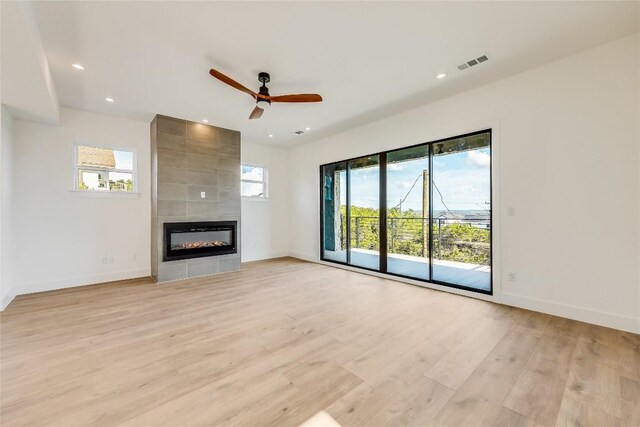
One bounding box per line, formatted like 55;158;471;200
76;145;135;192
241;164;267;198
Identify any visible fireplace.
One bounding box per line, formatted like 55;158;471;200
163;221;237;261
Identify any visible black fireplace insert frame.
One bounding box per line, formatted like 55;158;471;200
163;221;237;261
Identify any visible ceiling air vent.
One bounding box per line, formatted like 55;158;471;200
458;54;489;71
294;130;304;135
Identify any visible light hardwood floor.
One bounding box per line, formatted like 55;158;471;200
1;258;638;427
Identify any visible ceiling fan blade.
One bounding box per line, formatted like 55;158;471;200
268;94;323;103
209;69;257;99
249;106;264;120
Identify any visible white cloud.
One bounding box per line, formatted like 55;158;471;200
241;167;263;181
467;151;490;167
388;163;404;171
432;169;490;208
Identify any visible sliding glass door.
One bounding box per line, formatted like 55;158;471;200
348;155;380;270
431;134;491;290
386;146;430;280
320;130;491;294
321;162;347;263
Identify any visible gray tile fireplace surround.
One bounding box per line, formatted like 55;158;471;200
151;115;241;283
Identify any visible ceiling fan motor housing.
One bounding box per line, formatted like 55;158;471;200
257;72;271;105
258;72;270;84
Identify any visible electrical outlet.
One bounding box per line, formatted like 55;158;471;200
508;272;516;282
201;191;206;199
507;207;515;216
131;254;137;262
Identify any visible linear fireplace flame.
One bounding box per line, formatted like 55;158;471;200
171;240;230;250
163;221;237;261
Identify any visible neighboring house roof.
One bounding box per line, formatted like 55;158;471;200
78;146;116;168
464;213;490;220
436;211;462;219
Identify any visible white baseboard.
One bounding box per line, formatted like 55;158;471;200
1;289;16;311
288;253;640;334
19;269;151;296
241;251;291;263
501;292;640;334
288;251;317;262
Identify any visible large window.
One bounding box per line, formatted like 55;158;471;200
241;164;268;198
320;130;492;294
76;145;135;192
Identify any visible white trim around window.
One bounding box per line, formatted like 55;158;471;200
72;143;139;197
241;163;269;199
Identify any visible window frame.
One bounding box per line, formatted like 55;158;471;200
319;129;493;295
241;163;268;199
73;143;138;194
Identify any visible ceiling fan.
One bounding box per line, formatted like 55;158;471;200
209;69;322;119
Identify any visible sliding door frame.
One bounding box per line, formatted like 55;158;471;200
320;129;493;295
379;153;388;274
428;142;434;282
346;161;351;265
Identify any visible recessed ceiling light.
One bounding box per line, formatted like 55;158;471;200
305;127;311;131
436;73;446;79
72;63;85;70
268;134;274;138
202;119;208;123
105;97;114;103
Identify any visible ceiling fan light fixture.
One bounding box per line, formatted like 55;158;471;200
257;99;271;109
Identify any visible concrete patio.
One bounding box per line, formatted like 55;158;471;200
324;248;491;291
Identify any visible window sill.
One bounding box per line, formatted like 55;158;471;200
70;190;140;199
242;196;269;202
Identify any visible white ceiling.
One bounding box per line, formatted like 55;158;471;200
28;1;639;146
1;1;59;124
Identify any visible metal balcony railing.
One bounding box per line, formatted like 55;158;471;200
340;215;491;266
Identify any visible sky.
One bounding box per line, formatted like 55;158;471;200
340;148;490;212
114;150;133;170
111;150;134;182
241;165;264;181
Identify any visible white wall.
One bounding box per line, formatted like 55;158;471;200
8;111;292;295
289;34;640;333
241;142;290;262
1;105;15;309
12;108;150;294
